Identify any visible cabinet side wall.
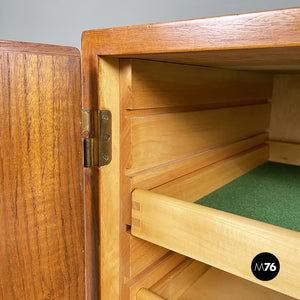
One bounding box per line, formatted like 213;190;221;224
269;74;300;166
270;74;300;143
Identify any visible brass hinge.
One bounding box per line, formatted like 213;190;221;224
82;109;112;167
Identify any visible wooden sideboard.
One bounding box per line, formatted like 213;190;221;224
1;7;300;300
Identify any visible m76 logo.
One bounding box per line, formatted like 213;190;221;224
251;252;280;281
254;262;277;272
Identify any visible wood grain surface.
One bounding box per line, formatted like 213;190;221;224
129;236;170;279
129;59;273;109
178;268;296;300
136;289;166;300
82;8;300;56
151;260;210;299
129;134;268;190
0;39;79;57
152;146;268;201
0;44;84;299
269;141;300;166
132;189;300;299
120;47;300;70
270;75;300;143
85;168;100;300
98;57;121;299
80;8;300;300
130;104;270;171
82;7;300;108
127;252;186;300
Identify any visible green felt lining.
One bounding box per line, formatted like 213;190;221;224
195;162;300;232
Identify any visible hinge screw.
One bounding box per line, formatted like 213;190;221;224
102;113;109;121
104;133;110;141
103;153;109;162
82;130;90;139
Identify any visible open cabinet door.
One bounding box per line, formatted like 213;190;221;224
0;41;85;299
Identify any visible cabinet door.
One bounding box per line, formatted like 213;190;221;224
0;41;85;299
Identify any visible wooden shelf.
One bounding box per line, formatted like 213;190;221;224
180;268;296;300
147;263;296;300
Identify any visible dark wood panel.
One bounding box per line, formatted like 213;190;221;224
85;168;100;300
0;45;84;299
83;8;300;56
0;39;79;56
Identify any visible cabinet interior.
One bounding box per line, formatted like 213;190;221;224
116;54;300;299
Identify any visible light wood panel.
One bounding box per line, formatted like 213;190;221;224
128;59;272;109
130;236;170;278
132;189;300;299
221;64;300;72
123;48;300;70
119;58;171;284
130;104;270;171
129;133;267;190
137;289;166;300
127;253;186;300
98;57;121;299
270;74;300;142
269;141;300;166
152;145;268;202
179;268;296;300
151;260;210;299
0;45;84;299
125;104;268;118
270;74;300;143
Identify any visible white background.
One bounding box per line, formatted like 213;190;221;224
0;0;299;49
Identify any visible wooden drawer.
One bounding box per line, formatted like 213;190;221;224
137;261;296;300
131;158;300;298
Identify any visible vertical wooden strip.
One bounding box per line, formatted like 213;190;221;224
270;74;300;143
119;59;134;292
85;168;100;300
98;57;121;299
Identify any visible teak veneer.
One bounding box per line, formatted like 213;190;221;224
1;7;300;300
0;42;85;299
